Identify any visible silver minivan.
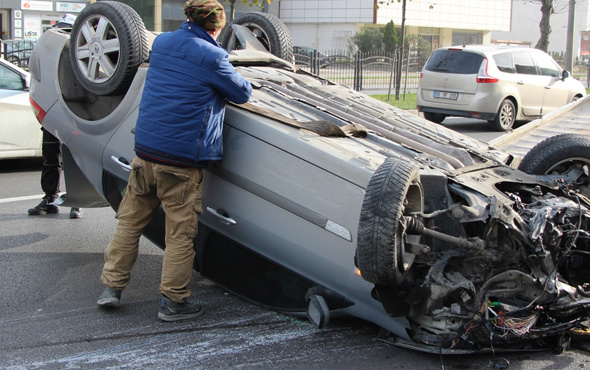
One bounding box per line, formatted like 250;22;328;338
417;45;586;131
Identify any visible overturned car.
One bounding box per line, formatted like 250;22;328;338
28;1;590;353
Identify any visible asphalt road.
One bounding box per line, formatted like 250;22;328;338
1;124;589;369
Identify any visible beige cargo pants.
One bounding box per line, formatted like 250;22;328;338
100;156;203;303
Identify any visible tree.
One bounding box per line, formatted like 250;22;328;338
383;20;398;53
225;0;278;22
522;0;568;52
350;27;383;53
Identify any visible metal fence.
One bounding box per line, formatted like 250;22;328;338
0;39;35;70
294;48;424;93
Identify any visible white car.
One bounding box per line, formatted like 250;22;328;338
417;45;586;131
0;57;42;159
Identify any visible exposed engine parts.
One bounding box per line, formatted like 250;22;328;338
378;164;590;351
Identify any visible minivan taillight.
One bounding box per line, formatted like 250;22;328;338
476;58;499;83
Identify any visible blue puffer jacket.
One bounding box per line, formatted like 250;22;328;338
134;21;252;167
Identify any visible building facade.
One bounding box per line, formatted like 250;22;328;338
274;0;512;51
0;0;87;41
1;0;514;46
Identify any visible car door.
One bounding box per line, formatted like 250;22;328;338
0;60;42;159
531;50;570;115
511;51;543;117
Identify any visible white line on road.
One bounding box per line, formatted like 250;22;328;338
0;194;44;204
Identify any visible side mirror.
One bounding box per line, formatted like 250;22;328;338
562;70;571;80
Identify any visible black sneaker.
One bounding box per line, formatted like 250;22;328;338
97;287;122;308
69;208;83;219
28;199;59;215
158;295;204;322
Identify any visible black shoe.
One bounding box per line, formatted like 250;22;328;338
69;208;83;219
97;287;122;308
28;199;59;215
158;295;204;322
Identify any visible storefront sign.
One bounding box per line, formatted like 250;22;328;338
21;1;54;12
56;2;86;13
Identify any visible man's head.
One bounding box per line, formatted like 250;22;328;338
184;0;226;33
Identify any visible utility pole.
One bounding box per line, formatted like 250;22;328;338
565;0;575;72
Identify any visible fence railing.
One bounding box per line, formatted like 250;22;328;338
0;39;35;70
294;48;424;93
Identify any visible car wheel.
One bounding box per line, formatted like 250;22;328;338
69;1;149;96
571;95;582;103
490;99;515;131
518;134;590;198
220;12;293;62
356;159;423;286
423;112;446;124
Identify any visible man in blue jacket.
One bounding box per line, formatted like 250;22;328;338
97;0;252;322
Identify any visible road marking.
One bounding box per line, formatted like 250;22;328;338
0;194;44;204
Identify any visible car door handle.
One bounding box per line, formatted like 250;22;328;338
206;207;237;226
111;156;132;171
517;81;524;85
545;86;551;89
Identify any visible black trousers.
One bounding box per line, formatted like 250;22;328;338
41;128;62;201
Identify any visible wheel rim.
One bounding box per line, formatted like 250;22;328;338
74;15;121;84
499;102;514;129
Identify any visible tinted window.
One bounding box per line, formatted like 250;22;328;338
513;52;537;75
424;50;483;74
493;52;514;73
532;51;561;77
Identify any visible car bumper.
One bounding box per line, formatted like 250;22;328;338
417;105;496;121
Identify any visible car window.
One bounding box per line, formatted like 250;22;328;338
0;63;25;90
513;52;537;75
532;51;561;77
424;50;483;74
493;52;514;73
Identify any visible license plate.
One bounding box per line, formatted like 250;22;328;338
433;91;458;100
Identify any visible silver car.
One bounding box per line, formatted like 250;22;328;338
29;2;590;354
417;45;586;131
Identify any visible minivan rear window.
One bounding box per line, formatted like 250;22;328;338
424;50;484;74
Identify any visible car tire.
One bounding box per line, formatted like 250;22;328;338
518;134;590;197
490;99;516;131
356;159;423;286
220;12;293;62
423;112;446;124
69;1;149;96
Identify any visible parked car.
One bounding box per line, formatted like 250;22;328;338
29;2;590;354
294;46;331;68
0;57;41;159
417;45;586;131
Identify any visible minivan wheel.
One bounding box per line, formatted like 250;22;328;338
423;112;446;124
69;1;149;96
356;159;423;286
220;12;293;62
490;99;515;131
518;134;590;198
